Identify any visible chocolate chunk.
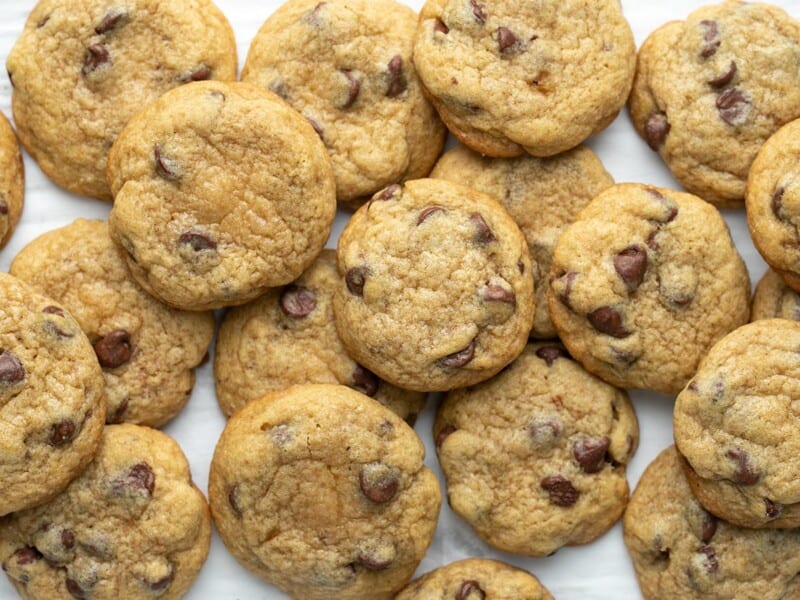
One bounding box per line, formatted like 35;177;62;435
82;44;110;75
700;20;720;59
0;350;24;384
0;198;7;215
50;420;76;447
587;306;630;338
66;578;89;599
306;117;324;139
496;27;519;53
359;462;399;503
386;55;407;97
417;206;444;225
541;475;579;506
708;60;737;88
772;187;785;220
697;545;718;573
716;88;749;126
457;580;486;600
436;424;456;449
228;486;242;516
178;230;217;252
93;329;132;368
535;345;565;366
644;112;670;151
43;305;64;316
95;9;126;34
154;145;179;180
37;16;50;28
279;285;316;318
109;398;129;424
470;213;495;243
351;365;379;397
188;66;211;82
61;529;75;550
434;19;449;34
726;447;759;485
573;436;610;473
113;462;155;495
4;547;41;572
556;271;577;309
614;245;648;289
340;70;360;108
765;498;782;519
345;266;369;297
481;283;515;304
471;0;486;23
700;511;717;543
147;568;174;593
437;340;476;368
378;183;401;201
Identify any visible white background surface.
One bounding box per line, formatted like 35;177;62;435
0;1;795;598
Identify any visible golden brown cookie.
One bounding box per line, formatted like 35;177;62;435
0;111;23;248
751;268;800;322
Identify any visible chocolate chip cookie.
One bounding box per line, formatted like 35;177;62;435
630;1;800;207
10;219;214;427
675;319;800;528
107;80;337;311
208;384;441;600
0;273;105;517
0;423;211;599
395;558;553;600
0;112;23;249
241;0;446;206
751;268;800;322
624;446;800;599
430;144;614;339
334;178;534;392
413;0;636;157
214;250;425;422
548;183;750;395
6;0;237;201
435;342;638;556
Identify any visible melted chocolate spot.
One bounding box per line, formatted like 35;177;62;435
279;285;316;318
541;475;579;507
436;424;456;449
726;447;759;485
50;420;76;447
587;306;630;338
437;340;476;368
0;350;24;384
350;365;379;397
386;55;407;97
113;462;155;495
82;44;109;75
471;0;486;23
417;206;444;225
573;436;610;473
178;230;217;252
535;345;565;366
154;145;179;180
434;19;449;34
93;329;132;368
345;266;369;297
359;462;399;503
614;245;648;288
497;27;519;53
716;88;750;126
340;69;360;108
708;60;737;88
95;9;126;34
644;112;670;151
457;580;486;600
470;213;495;243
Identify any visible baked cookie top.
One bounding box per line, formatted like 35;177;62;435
6;0;237;200
0;424;211;600
10;219;214;428
430;144;614;339
0;273;105;517
334;178;534;392
107;80;336;311
630;0;800;207
241;0;445;205
623;446;800;599
413;0;636;157
435;342;638;557
395;558;553;600
548;183;750;395
0;111;23;249
675;319;800;528
214;249;425;422
751;268;800;322
208;384;441;600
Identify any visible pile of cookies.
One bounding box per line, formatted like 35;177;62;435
1;0;800;598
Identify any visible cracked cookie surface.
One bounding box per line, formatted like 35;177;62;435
0;112;23;248
751;268;800;323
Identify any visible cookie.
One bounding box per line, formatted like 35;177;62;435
751;268;800;322
0;112;23;248
107;80;337;311
6;0;237;200
434;342;638;556
413;0;636;157
10;219;214;427
214;249;425;422
334;178;534;392
430;144;614;339
0;424;211;599
0;273;105;517
241;0;446;206
674;319;800;528
547;183;750;395
629;1;800;207
395;558;553;600
623;446;800;599
208;384;441;600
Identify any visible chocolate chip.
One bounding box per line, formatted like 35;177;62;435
43;305;64;316
82;44;110;75
573;436;610;473
481;283;515;304
113;462;155;495
434;19;449;34
437;340;476;368
4;547;41;571
95;9;126;34
61;530;75;550
228;486;242;516
305;2;327;26
470;213;495;243
555;271;577;309
644;112;670;151
147;568;174;593
457;580;486;600
716;88;750;126
178;230;217;252
614;245;648;289
50;420;76;447
279;285;316;318
0;198;7;216
541;474;579;507
700;20;720;59
37;16;50;28
697;545;718;573
386;55;407;97
436;424;456;449
708;60;737;88
340;70;360;109
109;398;129;424
726;447;759;485
518;259;525;275
765;498;782;519
350;365;379;397
587;306;630;338
356;552;393;571
378;183;401;201
93;329;132;368
535;346;564;366
527;419;561;447
188;65;211;82
700;511;717;543
345;266;369;297
772;187;785;220
471;0;486;23
66;578;89;599
496;27;519;53
0;350;24;384
154;145;179;180
359;462;399;503
417;206;444;225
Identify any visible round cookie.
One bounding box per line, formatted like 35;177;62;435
430;144;614;339
0;112;23;248
10;219;215;427
434;342;638;557
395;558;553;600
334;178;534;392
5;0;237;200
0;424;211;600
241;0;446;206
214;249;425;422
751;268;800;322
547;183;750;395
208;384;441;600
674;319;800;528
413;0;636;157
629;1;800;207
623;446;800;599
0;273;105;517
107;80;337;311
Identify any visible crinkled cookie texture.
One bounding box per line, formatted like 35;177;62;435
10;219;214;428
414;0;635;157
751;268;800;322
0;112;23;248
0;424;211;600
334;178;534;392
6;0;237;200
395;558;553;600
630;0;800;207
107;80;336;311
430;144;614;339
0;273;105;517
435;342;638;557
208;384;441;600
215;250;425;422
548;183;750;395
241;0;445;205
675;319;800;528
624;446;800;600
